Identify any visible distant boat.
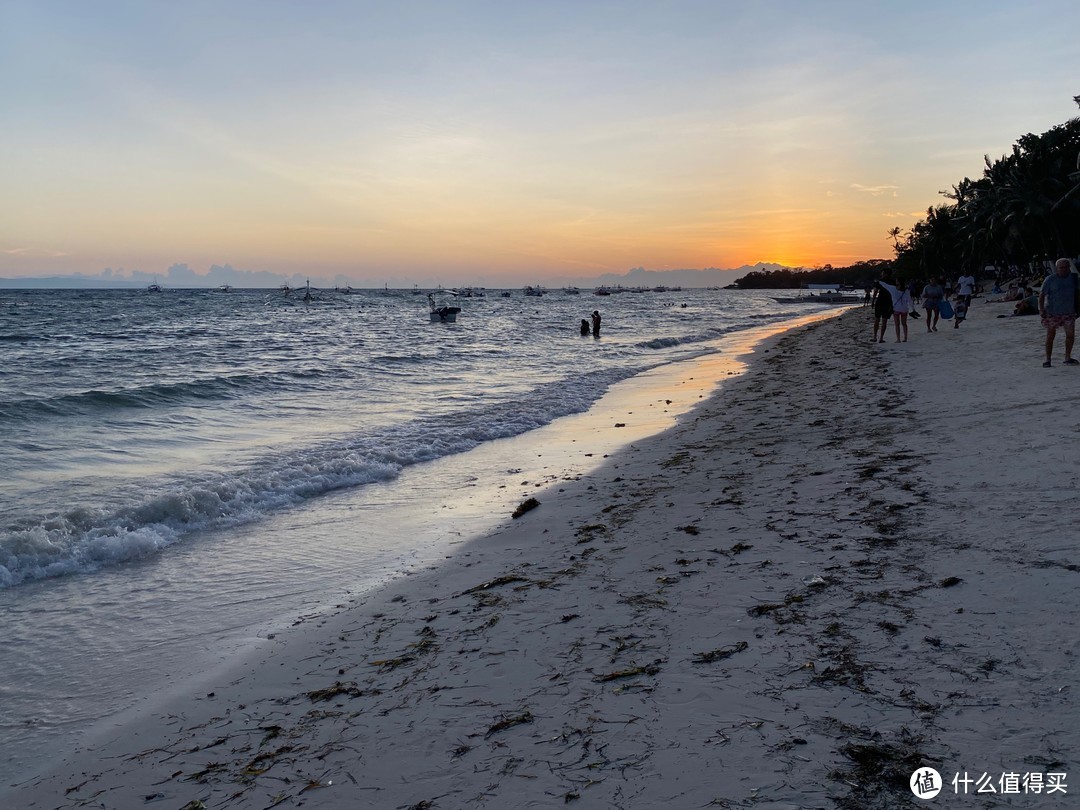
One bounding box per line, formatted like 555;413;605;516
216;284;232;293
334;284;353;294
771;284;862;304
412;284;423;295
146;281;162;293
593;286;611;296
278;283;293;296
562;286;581;295
523;285;545;297
428;293;461;322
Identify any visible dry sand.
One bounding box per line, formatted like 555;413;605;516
6;301;1078;809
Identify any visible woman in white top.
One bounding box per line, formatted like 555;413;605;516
878;279;912;342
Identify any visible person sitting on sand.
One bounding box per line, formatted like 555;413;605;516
1013;288;1039;316
986;282;1023;303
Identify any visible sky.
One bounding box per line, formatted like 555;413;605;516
2;0;1078;287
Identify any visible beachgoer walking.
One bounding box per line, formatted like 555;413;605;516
956;271;976;306
1038;258;1080;367
868;278;894;343
891;280;912;342
922;277;945;332
953;297;968;328
591;310;602;337
871;275;894;342
876;278;910;342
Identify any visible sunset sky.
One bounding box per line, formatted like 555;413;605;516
3;0;1078;286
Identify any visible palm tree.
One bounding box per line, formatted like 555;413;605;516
887;227;904;254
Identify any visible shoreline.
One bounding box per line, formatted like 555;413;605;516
0;309;836;792
9;302;1078;808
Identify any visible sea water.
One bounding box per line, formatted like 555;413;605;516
0;286;832;786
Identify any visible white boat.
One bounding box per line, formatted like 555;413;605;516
146;281;162;293
216;284;232;293
428;293;461;322
771;284;862;304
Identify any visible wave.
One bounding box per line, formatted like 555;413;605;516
0;368;346;421
634;322;760;351
0;364;646;589
0;333;46;343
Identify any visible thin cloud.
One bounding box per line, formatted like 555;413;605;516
851;184;900;196
2;247;70;257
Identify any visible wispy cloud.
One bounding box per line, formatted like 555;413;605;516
2;247;70;257
851;184;900;197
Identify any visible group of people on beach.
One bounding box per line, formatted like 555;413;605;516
869;257;1080;366
869;272;974;343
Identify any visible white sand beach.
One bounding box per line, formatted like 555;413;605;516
7;301;1078;809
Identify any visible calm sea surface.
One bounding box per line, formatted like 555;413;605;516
0;285;832;787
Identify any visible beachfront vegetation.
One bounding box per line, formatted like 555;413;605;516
732;260;890;289
735;96;1080;288
892;95;1080;278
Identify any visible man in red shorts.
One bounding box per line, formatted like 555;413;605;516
1039;258;1080;367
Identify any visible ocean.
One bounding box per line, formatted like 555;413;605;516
0;285;830;786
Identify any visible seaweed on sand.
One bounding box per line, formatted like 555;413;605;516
485;711;535;737
461;575;529;595
692;641;748;664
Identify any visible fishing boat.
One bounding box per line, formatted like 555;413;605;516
771;284;862;304
428;293;461;322
146;281;162;293
523;285;545;297
562;286;581;295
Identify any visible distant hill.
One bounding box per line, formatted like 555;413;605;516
0;261;803;289
590;263;792;289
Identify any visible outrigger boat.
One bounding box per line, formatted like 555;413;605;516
771;284;862;304
428;293;461;322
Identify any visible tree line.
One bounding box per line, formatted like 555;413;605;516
737;95;1080;289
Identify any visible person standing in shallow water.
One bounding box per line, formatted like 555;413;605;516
591;310;602;337
580;318;591;336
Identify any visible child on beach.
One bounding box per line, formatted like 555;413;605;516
953;297;968;328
